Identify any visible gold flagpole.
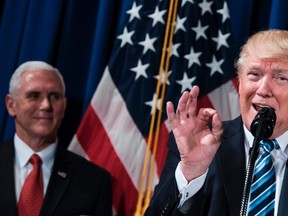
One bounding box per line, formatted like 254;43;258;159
134;0;179;215
142;0;179;212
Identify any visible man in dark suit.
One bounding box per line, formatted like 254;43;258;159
0;61;112;216
145;29;288;215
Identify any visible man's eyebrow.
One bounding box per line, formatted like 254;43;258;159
271;65;288;72
245;62;261;69
25;90;40;95
49;91;64;95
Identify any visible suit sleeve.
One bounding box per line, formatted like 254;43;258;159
144;133;213;216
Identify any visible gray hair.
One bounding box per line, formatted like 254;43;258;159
9;61;66;96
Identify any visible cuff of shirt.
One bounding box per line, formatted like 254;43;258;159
175;162;208;206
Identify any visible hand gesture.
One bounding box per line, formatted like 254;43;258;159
166;86;223;181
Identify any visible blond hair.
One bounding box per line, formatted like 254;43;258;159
236;29;288;71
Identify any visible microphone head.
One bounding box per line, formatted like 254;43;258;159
250;107;276;139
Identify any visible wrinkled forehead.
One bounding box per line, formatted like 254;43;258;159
238;56;288;75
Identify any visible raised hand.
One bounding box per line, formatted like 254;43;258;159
166;85;223;181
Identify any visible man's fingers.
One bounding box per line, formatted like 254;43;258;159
197;108;223;143
212;113;223;142
176;91;189;120
167;85;201;129
166;101;176;122
198;108;217;122
176;86;200;120
186;86;200;118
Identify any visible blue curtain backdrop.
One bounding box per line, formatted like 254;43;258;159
0;0;288;147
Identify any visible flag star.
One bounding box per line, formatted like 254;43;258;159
199;0;213;15
181;0;194;7
139;34;157;54
148;6;167;27
126;2;143;22
170;43;181;57
130;60;149;80
154;70;172;85
145;93;162;115
117;27;135;47
184;47;202;68
191;21;208;40
176;72;196;92
174;16;187;33
212;30;230;50
217;2;230;23
206;55;224;76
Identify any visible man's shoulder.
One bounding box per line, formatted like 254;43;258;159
223;115;242;127
0;140;14;154
56;146;111;179
222;115;243;137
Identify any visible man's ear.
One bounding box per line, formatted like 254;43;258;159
5;94;16;117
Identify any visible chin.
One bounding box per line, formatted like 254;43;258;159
242;114;253;130
33;128;56;137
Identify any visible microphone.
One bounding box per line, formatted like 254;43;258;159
250;107;276;140
240;107;276;216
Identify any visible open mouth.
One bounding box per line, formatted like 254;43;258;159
253;104;273;112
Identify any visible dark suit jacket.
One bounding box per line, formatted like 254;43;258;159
145;116;288;216
0;140;112;216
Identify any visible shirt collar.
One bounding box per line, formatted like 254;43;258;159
14;134;57;170
243;125;288;152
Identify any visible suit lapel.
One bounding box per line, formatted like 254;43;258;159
0;141;18;216
40;146;74;216
217;116;246;215
277;160;288;215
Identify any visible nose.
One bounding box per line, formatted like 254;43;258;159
39;97;53;110
256;77;273;98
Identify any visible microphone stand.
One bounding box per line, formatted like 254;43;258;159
239;123;262;216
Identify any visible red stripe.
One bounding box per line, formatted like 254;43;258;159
155;124;169;176
197;94;214;110
144;123;169;177
76;105;138;216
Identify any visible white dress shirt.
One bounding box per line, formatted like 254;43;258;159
175;125;288;215
14;134;57;201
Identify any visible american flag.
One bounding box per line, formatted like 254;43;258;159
68;0;240;215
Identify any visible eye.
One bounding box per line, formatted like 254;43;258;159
27;92;40;100
248;71;259;76
272;70;288;80
275;74;288;83
49;93;62;101
247;71;260;81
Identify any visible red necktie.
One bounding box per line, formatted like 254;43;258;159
18;154;44;216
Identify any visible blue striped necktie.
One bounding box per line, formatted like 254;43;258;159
248;139;279;216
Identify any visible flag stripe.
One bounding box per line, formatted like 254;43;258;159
71;103;140;214
70;128;138;214
208;80;240;121
153;123;170;176
90;67;159;190
70;67;161;215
